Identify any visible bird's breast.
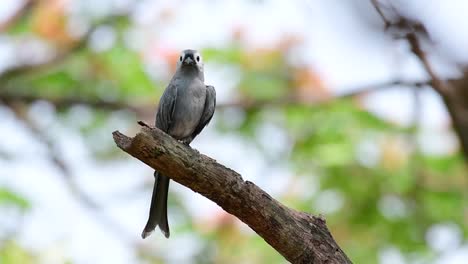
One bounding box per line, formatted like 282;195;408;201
168;84;206;140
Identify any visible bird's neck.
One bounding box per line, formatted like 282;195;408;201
179;67;204;82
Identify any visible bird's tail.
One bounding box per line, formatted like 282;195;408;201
141;171;170;239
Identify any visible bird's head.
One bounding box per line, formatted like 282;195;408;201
177;49;204;72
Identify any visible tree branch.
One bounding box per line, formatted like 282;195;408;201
112;125;352;264
370;0;468;161
0;92;147;114
405;33;451;96
220;79;428;109
405;32;468;158
0;79;430;114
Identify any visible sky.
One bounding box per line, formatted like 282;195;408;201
0;0;467;263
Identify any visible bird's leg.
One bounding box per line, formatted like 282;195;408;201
179;137;193;146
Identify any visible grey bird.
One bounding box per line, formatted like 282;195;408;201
141;49;216;239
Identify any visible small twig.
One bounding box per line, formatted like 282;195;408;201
370;0;391;29
370;0;452;97
406;33;452;96
371;0;468;161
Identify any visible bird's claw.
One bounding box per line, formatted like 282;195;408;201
178;138;192;145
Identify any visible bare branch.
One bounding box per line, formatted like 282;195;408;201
370;0;391;29
221;79;430;109
406;33;451;96
370;0;450;96
112;126;352;264
371;0;468;160
0;92;148;114
0;79;431;121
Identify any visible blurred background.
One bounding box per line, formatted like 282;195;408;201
0;0;467;263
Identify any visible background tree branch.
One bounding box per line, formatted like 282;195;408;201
112;124;352;264
371;0;468;161
0;79;431;114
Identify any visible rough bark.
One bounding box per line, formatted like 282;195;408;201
112;124;352;264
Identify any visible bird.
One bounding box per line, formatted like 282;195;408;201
141;49;216;239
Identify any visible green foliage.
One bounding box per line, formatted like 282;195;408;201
239;71;289;100
0;6;466;264
0;241;34;264
0;188;29;210
224;95;466;262
203;47;244;64
97;44;157;101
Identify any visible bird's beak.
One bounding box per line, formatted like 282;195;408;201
183;57;194;65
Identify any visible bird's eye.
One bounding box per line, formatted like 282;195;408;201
196;56;200;62
179;56;183;61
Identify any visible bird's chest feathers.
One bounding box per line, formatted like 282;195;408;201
177;81;206;106
169;79;206;139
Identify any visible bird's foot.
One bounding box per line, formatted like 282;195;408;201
179;137;193;146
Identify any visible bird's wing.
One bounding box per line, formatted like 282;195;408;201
191;85;216;139
155;82;178;133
